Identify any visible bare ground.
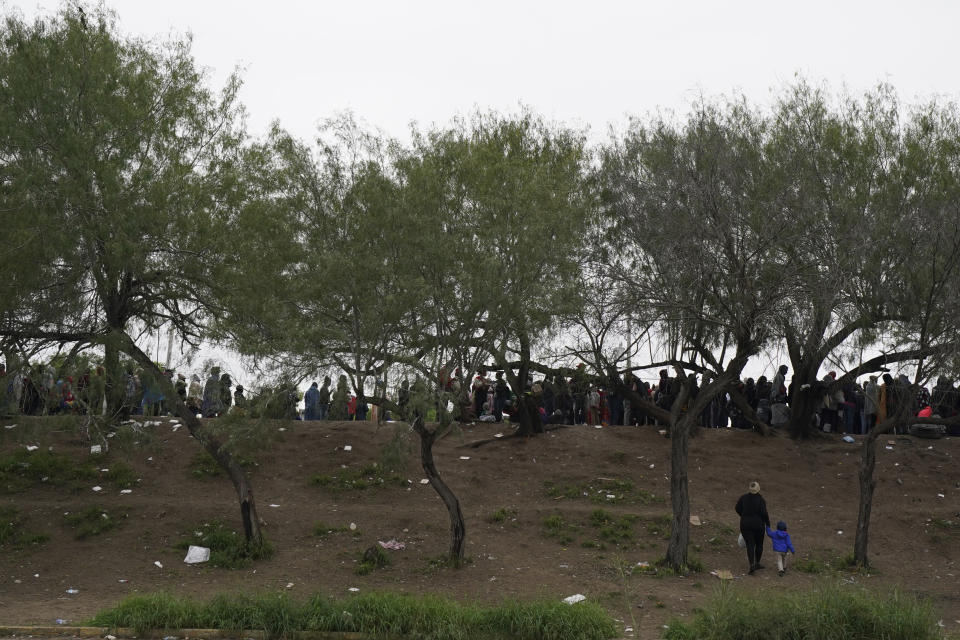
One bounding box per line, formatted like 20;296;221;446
1;416;958;638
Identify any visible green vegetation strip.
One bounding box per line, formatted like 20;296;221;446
664;582;942;640
88;591;618;640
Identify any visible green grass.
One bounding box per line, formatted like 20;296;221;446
544;478;661;505
663;582;942;640
644;514;672;540
174;522;274;569
188;451;256;478
794;551;858;575
0;506;49;548
589;509;639;546
312;522;354;538
310;462;406;492
542;513;579;545
0;448;137;493
487;507;518;524
355;545;391;575
87;590;619;639
64;505;128;539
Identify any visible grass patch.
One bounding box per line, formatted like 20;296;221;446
355;545;391;575
544;478;662;505
644;514;672;540
487;507;518;524
175;522;274;569
312;522;353;538
87;590;619;639
189;451;256;478
0;506;49;548
589;509;639;546
64;506;128;539
794;551;858;575
663;582;942;640
310;462;406;492
0;448;137;493
542;513;579;545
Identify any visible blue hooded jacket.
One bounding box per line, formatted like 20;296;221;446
765;526;795;553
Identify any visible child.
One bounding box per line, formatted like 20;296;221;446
765;520;796;576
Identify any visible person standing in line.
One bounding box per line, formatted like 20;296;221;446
735;481;770;575
318;376;331;420
304;381;320;421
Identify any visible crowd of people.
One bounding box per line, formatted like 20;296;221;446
3;357;959;434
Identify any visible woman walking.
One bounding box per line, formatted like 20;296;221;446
735;481;770;575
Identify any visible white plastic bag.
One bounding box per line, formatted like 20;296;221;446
737;533;746;548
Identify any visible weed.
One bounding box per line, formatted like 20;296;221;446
544;478;663;505
663;582;942;640
312;522;352;538
0;448;136;493
487;507;518;524
589;509;639;547
355;545;390;575
64;506;128;540
644;514;672;539
794;551;858;575
189;451;256;478
174;522;273;569
542;513;578;545
310;463;406;492
0;506;48;548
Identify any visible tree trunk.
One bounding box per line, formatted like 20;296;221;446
664;412;692;571
412;414;466;564
103;334;125;418
787;381;823;439
116;332;263;545
853;429;880;568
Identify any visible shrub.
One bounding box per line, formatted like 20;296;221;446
64;506;128;539
174;522;273;569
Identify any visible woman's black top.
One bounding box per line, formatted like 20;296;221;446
735;493;770;530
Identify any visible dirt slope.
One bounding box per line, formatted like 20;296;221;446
1;417;958;638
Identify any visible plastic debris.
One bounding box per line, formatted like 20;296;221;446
120;489;132;494
154;561;163;569
106;635;117;639
66;588;78;594
25;445;38;452
343;445;352;451
837;530;843;535
689;515;702;526
171;425;181;432
649;463;655;469
606;494;616;499
842;435;855;443
55;619;67;625
286;582;294;589
563;594;587;605
378;539;406;550
92;486;102;492
938;493;946;498
420;479;430;484
183;545;210;564
348;587;360;592
885;446;894;450
459;456;470;460
349;522;357;531
118;579;128;583
711;569;734;580
90;445;102;454
636;561;650;568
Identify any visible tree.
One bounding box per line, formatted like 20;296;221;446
0;4;265;543
603;97;798;570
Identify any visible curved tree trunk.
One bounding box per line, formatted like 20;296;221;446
103;334;126;418
412;414;466;564
117;332;263;545
853;427;881;568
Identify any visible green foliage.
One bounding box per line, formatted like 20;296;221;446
794;551;859;575
0;448;136;493
189;450;256;478
644;514;673;540
541;513;578;545
64;506;128;540
589;509;639;545
310;462;406;492
487;507;518;524
355;545;391;575
312;522;352;538
88;590;618;640
0;506;49;548
663;583;941;640
174;522;273;569
544;478;662;505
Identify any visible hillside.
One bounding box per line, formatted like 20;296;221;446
1;416;958;638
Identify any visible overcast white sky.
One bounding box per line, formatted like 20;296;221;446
9;0;960;144
6;0;956;386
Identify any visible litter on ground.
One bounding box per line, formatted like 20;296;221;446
378;539;405;550
183;545;210;564
563;594;587;604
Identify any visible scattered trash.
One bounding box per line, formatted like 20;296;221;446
348;587;360;592
154;561;163;569
349;522;357;531
90;445;102;454
837;530;843;535
162;636;177;640
888;440;896;445
594;425;602;429
118;579;128;583
286;582;294;589
711;569;734;580
120;489;132;494
689;515;702;526
563;594;587;605
269;504;280;508
938;493;945;498
636;561;650;568
183;545;210;564
171;425;181;432
100;468;110;473
34;573;39;577
4;424;16;429
147;457;153;461
66;588;78;594
25;445;38;452
494;433;504;438
459;456;470;460
606;494;616;499
55;619;67;625
343;445;352;451
106;635;117;639
885;446;894;450
420;479;430;484
92;486;102;492
378;539;405;550
842;435;855;443
649;464;655;469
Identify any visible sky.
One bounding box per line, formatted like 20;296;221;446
6;0;958;388
9;0;960;145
